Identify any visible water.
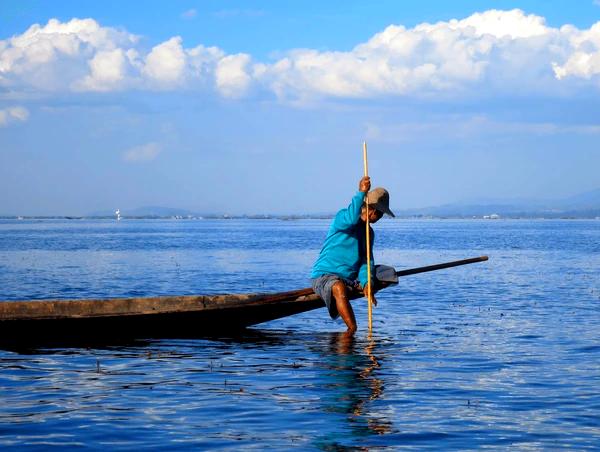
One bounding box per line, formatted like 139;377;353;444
0;219;599;450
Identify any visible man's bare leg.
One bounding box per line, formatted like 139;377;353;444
331;281;357;335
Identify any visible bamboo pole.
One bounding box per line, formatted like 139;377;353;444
363;141;373;332
396;256;488;277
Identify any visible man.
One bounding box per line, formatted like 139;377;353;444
311;176;395;334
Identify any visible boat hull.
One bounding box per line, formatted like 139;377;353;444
0;287;366;344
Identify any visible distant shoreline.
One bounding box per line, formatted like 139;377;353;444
2;215;600;221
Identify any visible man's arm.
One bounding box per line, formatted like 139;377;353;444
358;228;375;289
332;177;371;230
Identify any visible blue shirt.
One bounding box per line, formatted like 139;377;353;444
311;191;375;287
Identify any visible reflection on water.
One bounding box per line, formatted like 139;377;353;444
313;333;392;449
332;334;389;434
1;330;399;450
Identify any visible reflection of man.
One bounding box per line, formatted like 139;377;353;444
317;333;392;443
311;176;395;335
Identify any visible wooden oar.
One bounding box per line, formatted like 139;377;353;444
395;256;489;277
363;141;373;332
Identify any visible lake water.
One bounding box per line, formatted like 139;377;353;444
0;219;599;450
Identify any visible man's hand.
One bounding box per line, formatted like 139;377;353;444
359;176;371;193
368;294;378;307
359;282;378;306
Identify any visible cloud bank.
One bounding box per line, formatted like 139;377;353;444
0;106;29;126
2;10;600;102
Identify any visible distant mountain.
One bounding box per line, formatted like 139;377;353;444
79;189;600;219
395;189;600;218
558;188;600;210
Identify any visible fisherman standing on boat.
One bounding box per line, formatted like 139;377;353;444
311;176;395;335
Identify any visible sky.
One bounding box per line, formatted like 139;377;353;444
1;0;600;215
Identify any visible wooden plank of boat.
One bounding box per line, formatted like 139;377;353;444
0;287;334;342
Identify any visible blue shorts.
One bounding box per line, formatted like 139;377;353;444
311;275;358;319
311;265;398;319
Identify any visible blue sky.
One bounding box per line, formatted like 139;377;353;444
1;1;600;215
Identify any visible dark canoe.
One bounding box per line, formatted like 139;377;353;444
0;286;372;344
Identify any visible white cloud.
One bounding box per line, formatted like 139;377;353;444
122;142;161;162
0;18;138;91
0;106;29;126
215;54;252;97
448;8;549;38
551;22;600;80
3;11;600;101
259;9;560;101
181;9;197;19
142;37;186;86
74;48;132;91
188;44;225;78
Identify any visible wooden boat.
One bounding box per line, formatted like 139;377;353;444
0;256;487;344
0;287;334;344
